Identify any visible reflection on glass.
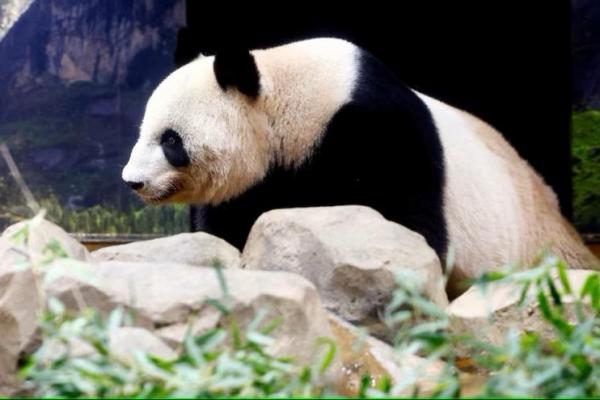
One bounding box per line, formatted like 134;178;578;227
0;0;188;235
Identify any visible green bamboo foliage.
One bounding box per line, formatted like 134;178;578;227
572;109;600;232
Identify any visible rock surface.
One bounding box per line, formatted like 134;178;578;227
328;313;446;396
31;254;338;368
40;326;175;365
109;327;176;364
156;313;221;348
0;256;38;380
0;219;91;391
242;206;448;329
448;269;599;347
2;218;92;262
88;261;335;366
0;241;24;392
92;232;241;269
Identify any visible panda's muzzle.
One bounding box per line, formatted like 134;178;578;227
136;175;186;204
146;185;180;203
122;163;187;203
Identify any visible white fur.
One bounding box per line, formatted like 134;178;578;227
418;92;598;290
417;94;525;275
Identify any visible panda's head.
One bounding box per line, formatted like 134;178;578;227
122;48;271;205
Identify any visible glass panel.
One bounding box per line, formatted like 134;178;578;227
0;0;188;236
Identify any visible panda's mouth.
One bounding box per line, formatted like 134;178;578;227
142;183;183;204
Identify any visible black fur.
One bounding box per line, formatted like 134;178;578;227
200;49;448;258
213;48;260;98
161;129;190;167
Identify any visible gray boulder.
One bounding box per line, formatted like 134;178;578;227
0;218;91;390
242;206;448;329
92;232;241;269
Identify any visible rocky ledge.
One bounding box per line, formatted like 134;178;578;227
0;205;596;395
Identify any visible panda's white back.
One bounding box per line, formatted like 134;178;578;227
418;92;598;283
418;94;524;276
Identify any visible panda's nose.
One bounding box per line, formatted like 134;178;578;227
125;181;144;191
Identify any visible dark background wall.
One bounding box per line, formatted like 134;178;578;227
573;0;600;109
177;1;572;217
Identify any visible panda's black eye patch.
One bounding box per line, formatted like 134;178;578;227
160;129;190;167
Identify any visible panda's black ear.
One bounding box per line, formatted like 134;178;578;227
213;48;260;98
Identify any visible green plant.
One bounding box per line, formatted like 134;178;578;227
476;256;600;397
383;253;600;398
572;109;600;232
382;252;465;398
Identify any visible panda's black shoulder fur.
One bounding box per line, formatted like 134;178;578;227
198;48;448;257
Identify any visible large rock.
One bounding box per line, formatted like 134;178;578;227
242;206;448;328
448;269;599;347
45;259;337;368
2;218;92;262
91;232;240;269
0;244;25;393
45;273;124;325
0;218;91;390
156;311;221;348
0;257;37;383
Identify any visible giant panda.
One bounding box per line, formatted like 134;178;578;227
122;37;599;295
